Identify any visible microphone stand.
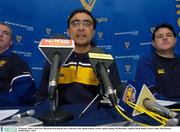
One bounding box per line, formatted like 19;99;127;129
39;53;74;125
79;82;111;118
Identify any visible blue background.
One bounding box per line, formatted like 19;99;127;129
1;0;180;87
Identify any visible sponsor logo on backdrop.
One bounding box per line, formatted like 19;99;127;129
97;32;104;40
150;27;155;33
80;0;96;12
125;64;131;72
16;35;23;43
178;18;180;28
124;41;130;49
46;28;52;35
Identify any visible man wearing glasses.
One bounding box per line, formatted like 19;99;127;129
35;9;121;105
0;22;36;106
135;23;180;101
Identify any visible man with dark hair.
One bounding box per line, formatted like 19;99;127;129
34;9;121;105
0;22;36;106
135;23;180;100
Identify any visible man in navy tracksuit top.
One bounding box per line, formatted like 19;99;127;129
135;23;180;101
34;9;121;105
0;22;36;106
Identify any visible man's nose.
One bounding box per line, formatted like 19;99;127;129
78;23;85;30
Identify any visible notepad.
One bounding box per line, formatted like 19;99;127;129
0;109;19;121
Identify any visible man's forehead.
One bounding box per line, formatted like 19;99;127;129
0;24;11;32
155;28;172;34
70;13;93;21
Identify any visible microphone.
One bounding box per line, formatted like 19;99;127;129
12;110;35;119
119;80;180;126
143;98;180;125
38;39;75;125
88;48;117;106
39;39;75;99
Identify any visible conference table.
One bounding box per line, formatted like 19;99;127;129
0;100;161;126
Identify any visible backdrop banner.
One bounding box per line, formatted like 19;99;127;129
1;0;180;86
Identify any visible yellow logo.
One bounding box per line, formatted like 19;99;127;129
122;84;136;102
0;60;6;67
157;69;165;74
88;53;113;60
80;0;96;12
16;35;23;43
178;18;180;28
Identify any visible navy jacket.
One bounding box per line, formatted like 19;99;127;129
135;53;180;101
0;49;37;106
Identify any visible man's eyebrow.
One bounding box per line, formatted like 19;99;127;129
71;19;92;22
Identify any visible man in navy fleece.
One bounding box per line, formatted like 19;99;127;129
0;22;36;106
135;23;180;101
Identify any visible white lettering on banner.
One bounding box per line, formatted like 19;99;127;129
97;45;111;50
12;50;32;57
115;55;140;60
114;31;139;36
4;21;34;31
96;18;108;23
140;42;152;46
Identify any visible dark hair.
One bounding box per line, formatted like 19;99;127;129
0;22;13;40
152;23;176;40
67;9;97;29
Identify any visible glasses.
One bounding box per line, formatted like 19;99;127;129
0;29;11;36
70;19;93;28
155;33;174;39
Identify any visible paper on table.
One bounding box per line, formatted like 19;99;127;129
0;109;19;121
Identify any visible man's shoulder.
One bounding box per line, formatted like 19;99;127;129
9;52;28;65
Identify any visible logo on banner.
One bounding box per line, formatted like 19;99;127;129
124;41;130;49
125;64;131;72
122;84;136;102
97;32;104;40
80;0;96;12
46;28;52;35
178;18;180;28
150;27;155;33
16;35;23;43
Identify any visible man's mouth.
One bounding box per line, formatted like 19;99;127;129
77;34;86;38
